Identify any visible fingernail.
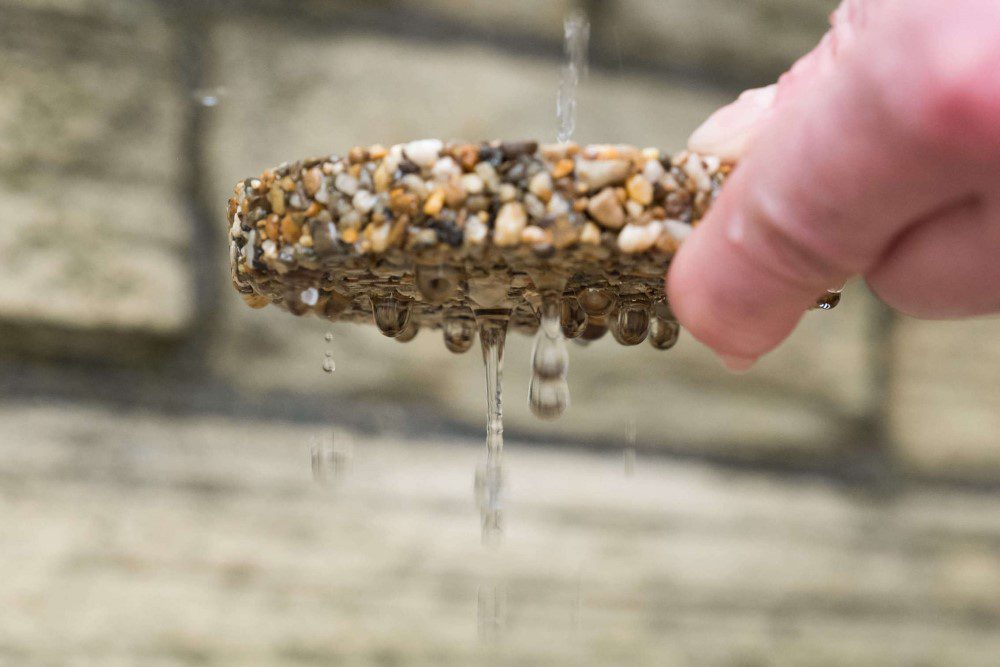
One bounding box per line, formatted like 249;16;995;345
719;354;757;373
687;84;777;161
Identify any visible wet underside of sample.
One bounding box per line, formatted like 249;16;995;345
227;139;839;349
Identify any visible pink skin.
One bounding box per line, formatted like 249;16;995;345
669;0;1000;372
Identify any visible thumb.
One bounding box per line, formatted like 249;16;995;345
667;0;970;368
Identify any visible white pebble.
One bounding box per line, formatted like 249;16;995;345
664;219;692;242
464;216;488;246
528;171;553;201
498;183;518;203
431;156;461;182
617;221;663;254
334;173;359;196
683;154;712;191
580;221;601;245
352;190;378;214
404;139;443;167
575;158;630;191
474;162;500;192
461;173;484;195
642;158;666;183
370;223;391;253
493;201;527;247
547;194;570;217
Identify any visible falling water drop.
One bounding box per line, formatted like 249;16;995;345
475;309;511;544
624;418;637;476
529;292;570;420
370;292;412;337
394;318;420;343
324;331;334;343
193;86;228;107
322;353;336;374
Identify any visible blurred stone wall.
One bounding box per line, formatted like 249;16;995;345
2;0;999;483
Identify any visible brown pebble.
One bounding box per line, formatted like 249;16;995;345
368;144;388;160
304;201;323;218
303;167;323;196
280;176;295;192
455;144;479;172
341;227;358;244
626;174;653;205
264;215;280;242
423;189;445;217
552;158;575;179
373;162;392;193
390;189;419;216
348;146;367;164
243;293;271;309
587;187;626;229
267;186;286;216
280;215;301;243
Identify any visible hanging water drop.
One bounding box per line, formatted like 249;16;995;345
612;299;650;346
370;291;412;337
529;292;570;420
443;309;476;353
579;314;609;341
577;286;615;317
415;264;459;304
560;296;587;339
394;318;420;343
649;316;681;350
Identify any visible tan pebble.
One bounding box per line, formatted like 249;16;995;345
242;293;270;309
551;216;580;249
443;183;467;207
498;183;518;203
280;215;301;243
373;162;392;192
575;158;629;191
369;144;388;160
552;158;575;179
387;214;409;248
641;147;660;161
423;189;445;216
626;174;653;205
348;146;367;164
368;223;391;253
625;200;645;219
267;186;286;216
303;167;323;196
304;201;323;217
389;189;418;216
587;187;626;229
280;176;295;192
348;163;362;178
493;201;527;246
655;230;680;254
299;233;314;248
572;197;589;213
474;162;500;191
521;225;551;246
528;171;553;202
341;227;358;244
321;163;334;175
455;144;479;171
464;217;488;246
617;221;663;253
264;215;280;242
460;173;484;195
580;221;601;245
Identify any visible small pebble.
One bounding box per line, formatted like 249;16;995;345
431;156;461;182
352;190;378;214
552;158;575;179
303;167;323;196
464;217;488;246
423;189;445;216
626;174;653;205
368;223;391;253
580;221;601;245
267;186;285;215
547;194;570;216
498;183;518;203
461;173;484;195
642;158;666;184
617;221;663;253
664;219;692;242
404;139;443;167
474;162;500;192
528;172;553;201
334;173;359;196
586;187;626;229
575;158;630;191
494;201;527;246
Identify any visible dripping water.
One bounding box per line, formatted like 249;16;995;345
322;330;336;373
556;9;590;143
624;418;637;476
529;292;570;419
474;310;511;544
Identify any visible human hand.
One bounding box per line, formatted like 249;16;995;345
667;0;1000;372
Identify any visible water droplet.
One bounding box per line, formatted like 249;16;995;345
612;301;650;345
528;376;570;420
322;356;336;373
415;264;459;304
529;293;570;419
560;296;587;339
311;431;351;483
624;418;637;476
556;10;590;143
476;311;510;543
815;290;842;310
579;315;609;341
193;86;228;107
324;332;334;343
394;319;419;343
370;292;412;337
577;287;615;317
649;316;681;350
443;309;476;353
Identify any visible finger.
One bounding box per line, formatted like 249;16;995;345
866;195;1000;319
688;84;777;161
668;4;977;364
